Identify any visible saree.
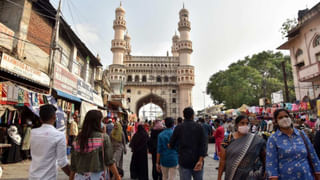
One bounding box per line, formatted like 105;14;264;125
225;133;266;180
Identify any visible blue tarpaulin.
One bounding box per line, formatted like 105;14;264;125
55;89;81;103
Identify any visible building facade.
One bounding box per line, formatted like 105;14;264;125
279;3;320;101
0;0;105;126
108;4;195;118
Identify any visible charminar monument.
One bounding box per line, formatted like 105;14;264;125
108;3;194;119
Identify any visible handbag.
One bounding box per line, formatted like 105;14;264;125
299;130;316;174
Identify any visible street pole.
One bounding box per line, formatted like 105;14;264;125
281;61;290;102
49;0;62;95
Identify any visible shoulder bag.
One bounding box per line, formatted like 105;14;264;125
299;130;316;174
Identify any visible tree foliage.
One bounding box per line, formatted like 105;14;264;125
280;18;298;38
206;51;295;109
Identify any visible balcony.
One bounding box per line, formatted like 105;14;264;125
298;62;320;82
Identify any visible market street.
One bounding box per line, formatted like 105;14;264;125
1;143;219;180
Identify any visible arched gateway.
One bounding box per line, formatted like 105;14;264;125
108;4;195;119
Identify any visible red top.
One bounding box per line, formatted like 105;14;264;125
214;126;225;143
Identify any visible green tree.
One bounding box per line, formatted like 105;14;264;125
280;18;297;38
206;51;295;109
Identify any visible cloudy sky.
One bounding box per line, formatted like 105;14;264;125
50;0;318;111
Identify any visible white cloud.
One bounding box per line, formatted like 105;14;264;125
74;24;99;45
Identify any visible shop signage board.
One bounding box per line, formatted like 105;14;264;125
54;63;77;96
0;53;50;86
77;79;94;102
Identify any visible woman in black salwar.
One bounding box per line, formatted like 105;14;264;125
130;124;149;180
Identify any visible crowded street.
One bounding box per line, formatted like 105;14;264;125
1;143;219;179
1;0;320;179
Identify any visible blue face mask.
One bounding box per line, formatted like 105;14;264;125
101;122;104;129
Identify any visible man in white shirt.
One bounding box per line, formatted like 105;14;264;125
29;104;70;180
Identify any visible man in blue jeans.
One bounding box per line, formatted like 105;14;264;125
169;107;206;180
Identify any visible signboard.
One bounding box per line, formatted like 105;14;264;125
53;63;77;95
271;90;284;104
93;92;104;107
0;53;50;86
77;79;93;102
0;23;14;51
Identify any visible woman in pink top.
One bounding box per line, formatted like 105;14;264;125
214;119;225;156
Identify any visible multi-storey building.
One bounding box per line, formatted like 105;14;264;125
0;0;105;125
278;3;320;101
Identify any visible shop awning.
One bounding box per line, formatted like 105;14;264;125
55;89;81;103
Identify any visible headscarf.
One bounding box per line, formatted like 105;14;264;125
153;120;164;130
8;125;21;145
111;122;123;142
130;125;149;152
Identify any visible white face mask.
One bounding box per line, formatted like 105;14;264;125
278;117;292;128
238;125;249;134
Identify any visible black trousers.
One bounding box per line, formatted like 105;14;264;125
151;152;162;180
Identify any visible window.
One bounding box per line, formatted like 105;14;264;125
171;76;177;82
172;89;176;93
314;35;320;47
164;76;169;82
172;108;176;113
127;75;132;82
157;76;162;82
142;75;147;82
295;61;305;68
316;53;320;62
172;98;176;103
72;61;81;76
135;75;139;82
295;49;303;58
127;89;131;93
127;98;131;103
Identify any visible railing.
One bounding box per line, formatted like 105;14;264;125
298;62;320;82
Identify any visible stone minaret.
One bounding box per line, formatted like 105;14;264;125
177;5;194;116
109;3;127;94
124;31;131;55
171;32;179;57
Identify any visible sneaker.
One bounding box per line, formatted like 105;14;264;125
213;152;219;160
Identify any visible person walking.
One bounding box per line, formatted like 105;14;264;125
149;120;164;180
217;115;266;180
266;109;320;180
69;110;79;146
29;104;71;179
199;118;212;155
213;119;224;162
156;117;178;180
110;121;127;171
106;119;114;135
70;110;121;180
169;107;206;180
130;124;149;180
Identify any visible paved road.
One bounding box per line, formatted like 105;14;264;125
1;143;219;180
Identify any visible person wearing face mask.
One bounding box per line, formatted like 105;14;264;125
217;115;266;180
266;109;320;180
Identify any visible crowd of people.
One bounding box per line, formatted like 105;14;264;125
20;103;320;180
